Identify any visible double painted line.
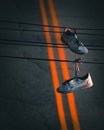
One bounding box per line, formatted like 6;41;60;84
39;0;81;130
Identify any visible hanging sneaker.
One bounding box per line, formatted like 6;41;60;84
57;73;93;94
61;28;88;55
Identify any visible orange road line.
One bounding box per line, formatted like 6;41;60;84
48;1;81;130
39;0;68;130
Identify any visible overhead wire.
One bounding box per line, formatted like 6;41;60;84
0;55;104;64
0;20;104;30
0;41;104;51
0;27;104;36
1;38;104;47
0;21;104;64
0;39;104;51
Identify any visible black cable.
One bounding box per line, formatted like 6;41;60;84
0;20;63;28
0;38;104;48
0;55;75;62
0;42;64;48
0;20;104;31
0;27;104;36
0;27;62;33
0;55;104;64
77;32;104;36
0;38;53;44
0;42;104;51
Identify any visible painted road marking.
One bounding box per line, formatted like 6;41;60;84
39;0;68;130
48;0;81;130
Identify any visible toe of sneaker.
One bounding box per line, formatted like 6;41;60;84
78;46;88;54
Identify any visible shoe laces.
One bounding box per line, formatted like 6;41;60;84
72;36;84;47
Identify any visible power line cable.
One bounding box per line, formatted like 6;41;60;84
0;27;104;36
0;27;61;33
77;32;104;36
0;55;104;64
0;42;63;48
0;42;104;51
0;38;104;48
0;20;104;31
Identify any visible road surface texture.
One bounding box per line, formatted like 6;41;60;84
0;0;104;130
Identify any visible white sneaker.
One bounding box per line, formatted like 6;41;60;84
57;73;93;94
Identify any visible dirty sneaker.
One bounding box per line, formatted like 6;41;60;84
57;73;93;94
61;28;88;55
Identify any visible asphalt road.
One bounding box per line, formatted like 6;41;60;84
0;0;104;130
